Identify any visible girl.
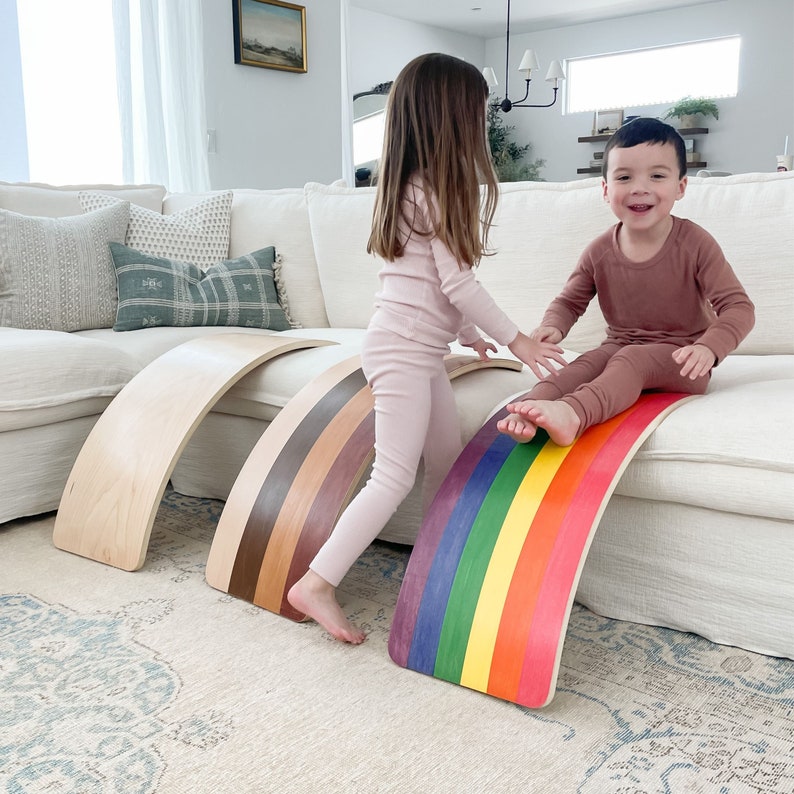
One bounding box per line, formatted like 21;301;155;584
288;53;566;643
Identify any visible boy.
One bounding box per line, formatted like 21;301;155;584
497;117;755;446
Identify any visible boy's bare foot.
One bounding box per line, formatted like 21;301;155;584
496;412;537;443
513;399;580;446
287;570;366;644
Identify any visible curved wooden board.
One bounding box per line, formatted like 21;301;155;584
53;334;333;571
388;391;696;708
206;354;524;620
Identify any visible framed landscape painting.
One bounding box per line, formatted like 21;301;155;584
232;0;307;73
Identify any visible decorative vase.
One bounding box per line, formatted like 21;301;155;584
679;114;700;129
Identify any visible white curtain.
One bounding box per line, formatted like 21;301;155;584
113;0;210;192
339;0;355;187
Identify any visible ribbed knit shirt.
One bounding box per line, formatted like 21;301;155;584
370;181;519;349
542;216;755;364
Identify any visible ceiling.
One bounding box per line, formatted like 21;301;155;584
349;0;718;38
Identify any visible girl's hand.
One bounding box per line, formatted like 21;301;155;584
530;325;564;344
508;332;568;380
467;338;498;361
672;344;716;380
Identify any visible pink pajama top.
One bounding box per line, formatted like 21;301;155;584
370;180;518;350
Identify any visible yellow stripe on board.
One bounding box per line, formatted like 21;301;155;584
459;441;573;691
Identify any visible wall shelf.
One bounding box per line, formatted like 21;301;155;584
578;128;710;174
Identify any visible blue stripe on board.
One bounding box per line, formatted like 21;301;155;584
407;429;516;674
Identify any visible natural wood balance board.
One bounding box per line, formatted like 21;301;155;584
205;354;523;620
53;334;333;571
388;391;694;709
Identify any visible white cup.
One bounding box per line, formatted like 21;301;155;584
776;154;794;171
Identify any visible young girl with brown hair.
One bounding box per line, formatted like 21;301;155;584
288;53;566;643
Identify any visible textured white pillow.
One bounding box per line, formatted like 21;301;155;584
0;203;130;331
79;191;233;270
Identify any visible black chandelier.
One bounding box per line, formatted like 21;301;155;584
482;0;566;111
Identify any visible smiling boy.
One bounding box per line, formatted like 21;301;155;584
498;117;755;446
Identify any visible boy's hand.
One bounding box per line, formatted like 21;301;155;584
508;332;568;380
531;325;564;344
467;338;498;361
672;344;716;380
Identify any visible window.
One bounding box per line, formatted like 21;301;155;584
16;0;123;184
565;36;741;114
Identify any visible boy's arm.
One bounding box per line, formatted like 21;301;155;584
692;230;755;363
538;250;599;341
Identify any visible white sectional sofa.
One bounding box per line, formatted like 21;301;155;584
2;173;792;660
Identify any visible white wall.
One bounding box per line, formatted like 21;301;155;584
349;8;484;95
201;0;345;189
483;0;794;181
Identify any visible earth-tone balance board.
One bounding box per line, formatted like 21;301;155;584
205;353;524;621
53;334;333;571
388;391;694;709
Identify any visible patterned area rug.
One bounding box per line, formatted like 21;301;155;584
2;489;794;793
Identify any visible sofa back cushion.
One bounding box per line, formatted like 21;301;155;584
478;179;614;352
304;182;380;329
304;180;614;349
165;189;329;329
305;173;794;356
0;181;165;216
676;172;794;355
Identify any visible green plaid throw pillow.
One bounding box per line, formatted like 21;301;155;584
110;243;291;332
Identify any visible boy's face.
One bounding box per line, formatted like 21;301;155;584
602;142;687;233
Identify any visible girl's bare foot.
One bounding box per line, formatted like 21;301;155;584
287;570;366;644
515;399;580;446
496;412;537;443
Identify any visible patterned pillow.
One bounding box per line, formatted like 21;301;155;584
110;243;292;332
0;203;130;331
79;191;232;269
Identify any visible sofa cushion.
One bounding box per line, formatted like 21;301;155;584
0;181;165;217
0;328;139;431
165;189;329;329
676;172;794;354
80;191;233;269
304;182;379;329
0;203;129;331
479;178;614;353
303;180;615;351
110;244;292;332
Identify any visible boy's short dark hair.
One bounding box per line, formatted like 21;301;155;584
602;117;687;179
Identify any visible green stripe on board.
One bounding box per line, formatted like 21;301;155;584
433;437;546;683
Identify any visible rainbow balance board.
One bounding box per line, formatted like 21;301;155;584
205;353;522;620
388;391;694;708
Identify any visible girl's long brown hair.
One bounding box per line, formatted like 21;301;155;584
367;53;499;269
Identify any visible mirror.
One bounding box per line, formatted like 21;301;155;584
353;82;391;186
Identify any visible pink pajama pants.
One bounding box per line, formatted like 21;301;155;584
310;325;462;587
528;341;710;435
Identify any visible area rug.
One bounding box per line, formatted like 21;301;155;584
2;490;794;794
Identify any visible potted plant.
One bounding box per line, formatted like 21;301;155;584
663;96;720;128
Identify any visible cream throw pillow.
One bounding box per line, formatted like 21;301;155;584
79;191;233;269
0;202;130;331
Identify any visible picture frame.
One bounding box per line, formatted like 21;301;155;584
593;109;624;136
232;0;307;73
